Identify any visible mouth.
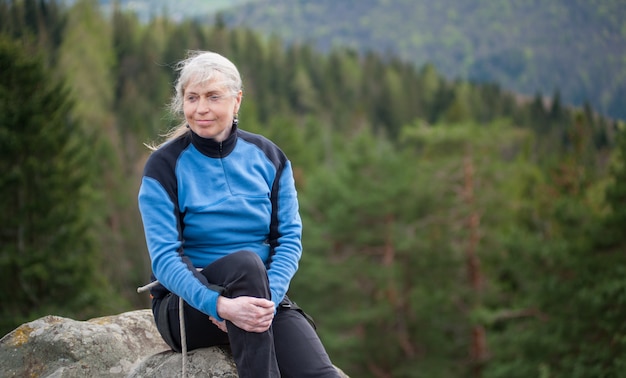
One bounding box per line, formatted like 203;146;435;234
195;119;215;126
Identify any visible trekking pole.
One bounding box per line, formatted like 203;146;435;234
137;280;188;378
136;280;160;293
179;296;187;377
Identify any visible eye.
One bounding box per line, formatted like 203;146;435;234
186;94;198;102
209;95;222;103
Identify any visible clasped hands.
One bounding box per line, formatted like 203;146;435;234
210;296;275;333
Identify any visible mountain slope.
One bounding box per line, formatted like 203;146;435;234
220;0;626;120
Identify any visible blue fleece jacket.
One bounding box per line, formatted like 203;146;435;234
138;126;302;320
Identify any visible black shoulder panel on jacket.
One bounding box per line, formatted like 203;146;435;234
238;129;287;170
143;135;191;205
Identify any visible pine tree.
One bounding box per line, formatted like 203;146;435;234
599;125;626;248
481;124;626;378
296;126;474;377
0;37;117;336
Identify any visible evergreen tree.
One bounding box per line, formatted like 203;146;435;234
482;124;626;378
0;0;65;63
598;125;626;248
0;37;118;336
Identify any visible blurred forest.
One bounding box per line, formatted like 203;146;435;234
223;0;626;122
64;0;626;121
1;0;626;377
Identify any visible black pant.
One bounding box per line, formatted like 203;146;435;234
152;250;339;378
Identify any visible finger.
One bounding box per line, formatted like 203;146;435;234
247;297;275;308
209;317;228;332
235;315;272;333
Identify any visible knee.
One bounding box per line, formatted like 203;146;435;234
230;250;265;272
223;251;270;298
229;250;268;283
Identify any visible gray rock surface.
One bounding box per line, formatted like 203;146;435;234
0;310;169;377
0;309;349;377
129;346;238;378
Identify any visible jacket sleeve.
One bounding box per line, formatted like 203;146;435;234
138;164;223;320
266;159;303;308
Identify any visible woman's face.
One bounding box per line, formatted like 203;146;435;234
183;74;242;142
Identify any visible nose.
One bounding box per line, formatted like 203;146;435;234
197;97;212;113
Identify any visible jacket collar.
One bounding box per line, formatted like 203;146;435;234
188;124;238;158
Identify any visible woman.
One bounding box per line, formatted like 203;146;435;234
138;50;339;377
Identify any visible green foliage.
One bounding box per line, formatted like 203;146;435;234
596;126;626;249
293;122;539;376
481;125;626;378
0;36;120;336
1;1;625;377
296;128;464;376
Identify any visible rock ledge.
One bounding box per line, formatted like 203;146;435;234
0;309;348;377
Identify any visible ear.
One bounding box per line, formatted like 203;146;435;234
233;90;243;114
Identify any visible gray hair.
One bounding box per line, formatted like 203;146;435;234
170;50;242;115
154;51;243;148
